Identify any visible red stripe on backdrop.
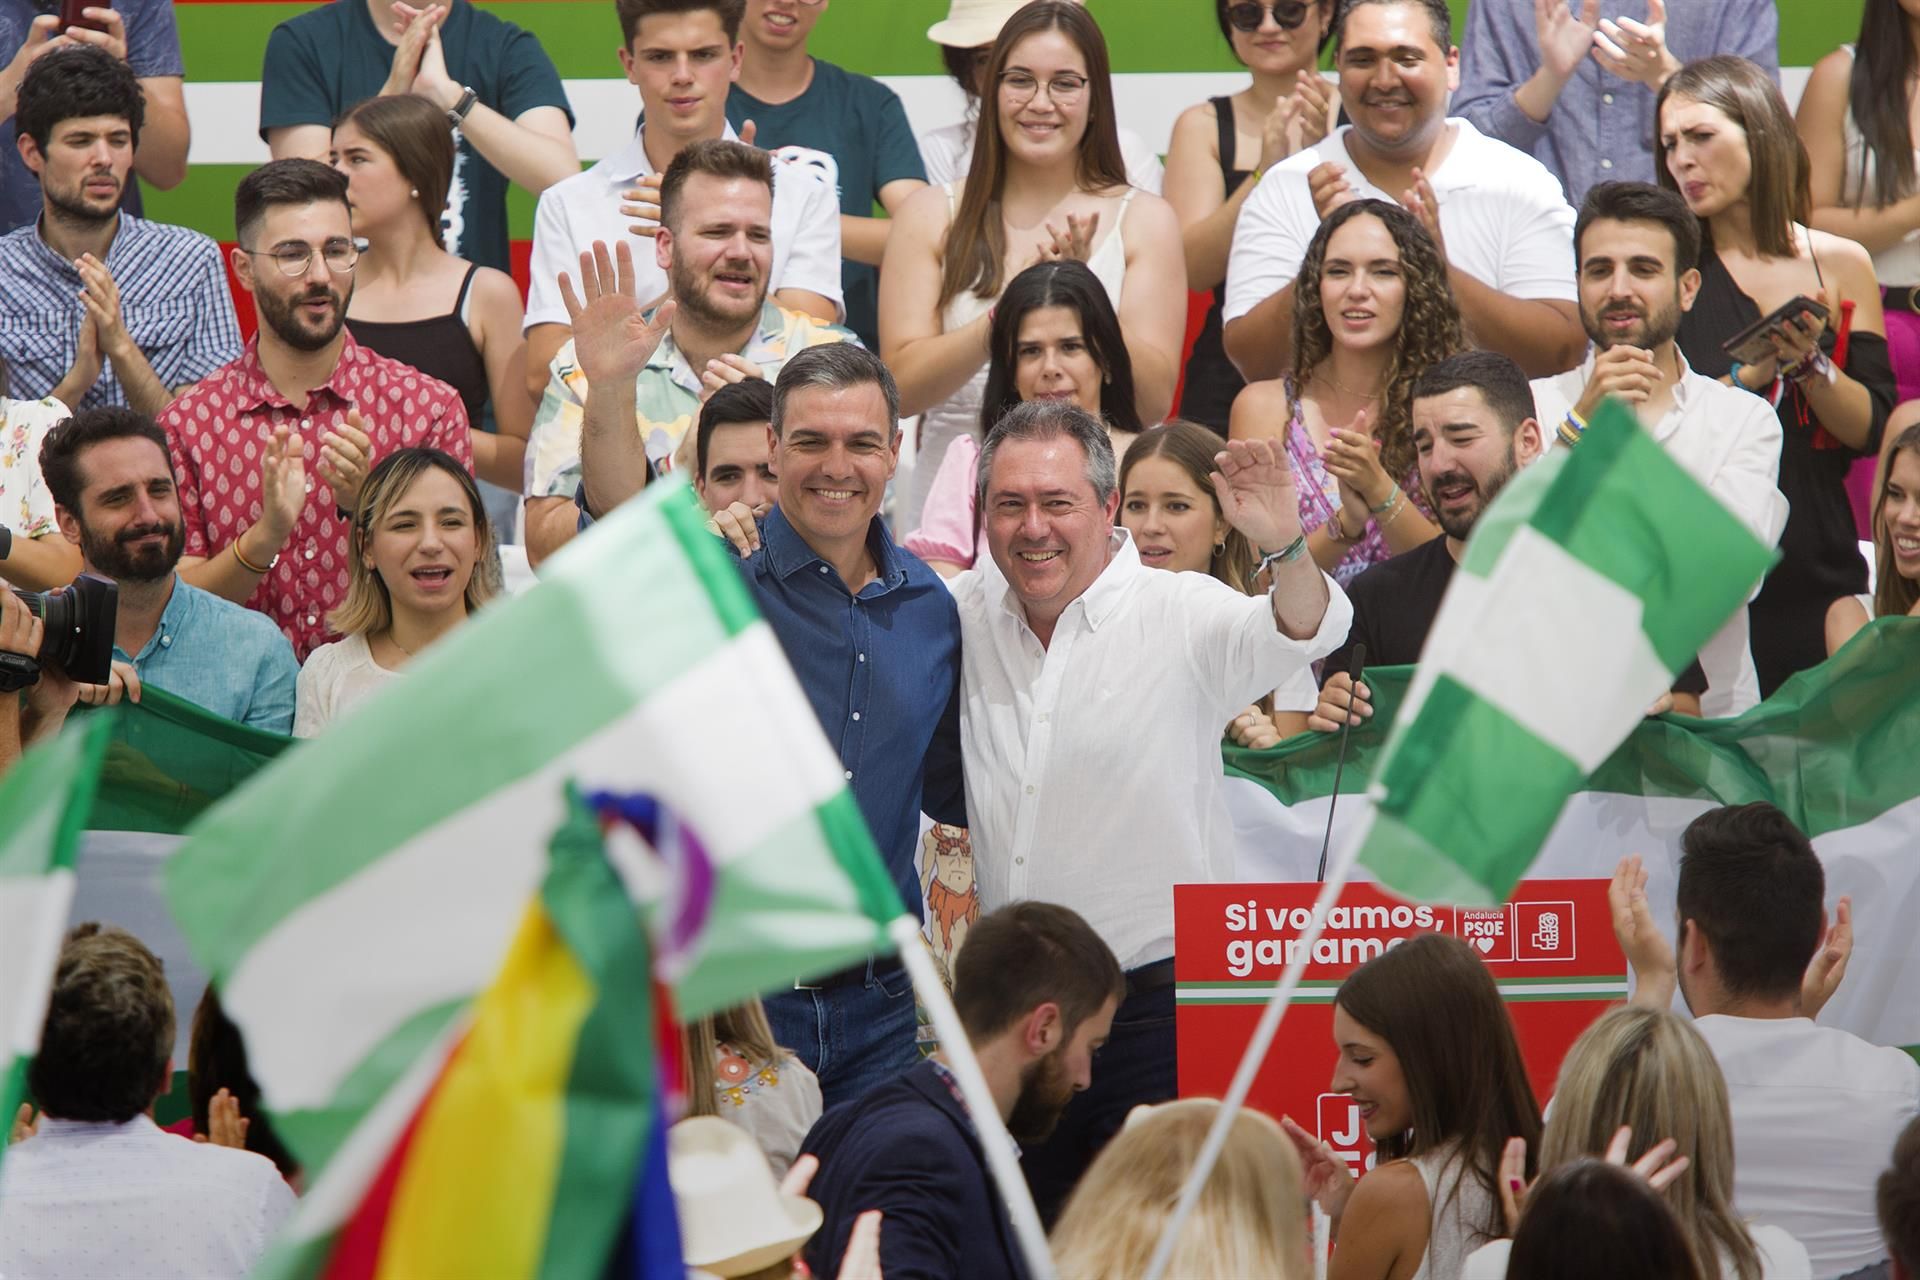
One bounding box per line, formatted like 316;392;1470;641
217;241;535;341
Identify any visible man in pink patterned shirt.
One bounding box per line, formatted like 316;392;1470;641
159;160;471;660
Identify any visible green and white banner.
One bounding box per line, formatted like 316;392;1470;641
1227;617;1920;1053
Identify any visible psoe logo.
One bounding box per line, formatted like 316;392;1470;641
1453;906;1513;961
1316;1092;1377;1180
1513;901;1576;961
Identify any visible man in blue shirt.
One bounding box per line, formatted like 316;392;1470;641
39;407;299;734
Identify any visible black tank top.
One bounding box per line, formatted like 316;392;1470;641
1177;96;1255;435
348;264;492;430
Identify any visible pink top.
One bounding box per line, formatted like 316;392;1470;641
905;434;989;568
1283;379;1433;586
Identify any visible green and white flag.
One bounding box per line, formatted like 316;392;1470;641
162;478;903;1227
1226;618;1920;1053
0;714;109;1164
1352;401;1776;905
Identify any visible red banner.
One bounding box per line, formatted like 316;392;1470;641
1174;879;1625;1177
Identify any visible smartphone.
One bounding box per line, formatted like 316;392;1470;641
1720;295;1829;366
58;0;110;35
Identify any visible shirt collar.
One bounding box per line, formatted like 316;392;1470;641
759;504;908;594
231;330;363;412
28;211;131;274
1571;345;1700;439
115;576;187;665
995;527;1140;634
602;121;743;183
646;302;790;389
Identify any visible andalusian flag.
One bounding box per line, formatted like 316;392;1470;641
1351;401;1775;905
0;715;108;1166
164;479;905;1277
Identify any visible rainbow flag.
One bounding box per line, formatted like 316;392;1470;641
290;794;668;1279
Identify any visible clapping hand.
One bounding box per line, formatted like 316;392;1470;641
1401;168;1446;261
9;1103;36;1145
1535;0;1601;82
1265;73;1334;168
1308;161;1357;221
558;241;679;389
1609;854;1678;1008
75;254;130;362
1209;437;1304;554
1322;412;1394;511
380;3;447;99
259;425;307;545
1033;211;1099;266
1498;1127;1688;1234
1801;895;1853;1019
1592;0;1680;87
317;409;374;516
193;1088;252;1150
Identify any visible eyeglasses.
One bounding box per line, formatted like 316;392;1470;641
1226;1;1314;34
242;240;360;277
999;71;1090;107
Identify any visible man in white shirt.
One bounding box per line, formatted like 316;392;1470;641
950;399;1350;1218
0;924;294;1280
1614;804;1920;1279
521;0;842;403
1530;181;1786;717
1222;0;1585;381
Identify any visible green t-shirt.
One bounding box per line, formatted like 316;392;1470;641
728;60;926;349
259;0;572;274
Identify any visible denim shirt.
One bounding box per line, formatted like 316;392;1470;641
739;506;966;916
113;577;300;735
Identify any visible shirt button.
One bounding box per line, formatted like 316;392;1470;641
159;636;171;648
851;711;861;721
1600;158;1614;170
1037;712;1049;724
857;653;866;663
818;565;829;574
1015;856;1025;866
1025;784;1036;796
304;547;315;561
1602;92;1614;105
844;769;853;781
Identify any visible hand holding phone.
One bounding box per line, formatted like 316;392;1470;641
57;0;110;36
1720;295;1829;367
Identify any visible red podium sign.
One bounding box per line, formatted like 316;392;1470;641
1174;880;1625;1177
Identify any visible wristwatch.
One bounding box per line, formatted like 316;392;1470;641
446;86;479;128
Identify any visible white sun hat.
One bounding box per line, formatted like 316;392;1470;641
669;1116;825;1278
926;0;1034;48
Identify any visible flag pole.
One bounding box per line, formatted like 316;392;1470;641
889;915;1058;1280
1139;816;1370;1280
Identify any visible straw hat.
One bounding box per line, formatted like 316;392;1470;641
926;0;1031;49
669;1117;825;1278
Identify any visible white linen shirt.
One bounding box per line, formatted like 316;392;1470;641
0;1115;295;1280
1531;352;1788;717
1223;119;1577;324
523;123;844;331
951;530;1352;970
1694;1013;1920;1279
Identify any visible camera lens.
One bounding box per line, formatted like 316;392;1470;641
7;574;118;685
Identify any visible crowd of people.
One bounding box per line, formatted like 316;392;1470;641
1;0;1919;1276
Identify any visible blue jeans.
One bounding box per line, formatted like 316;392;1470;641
1020;981;1177;1225
763;959;921;1113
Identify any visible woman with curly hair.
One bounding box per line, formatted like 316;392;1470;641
1229;199;1460;584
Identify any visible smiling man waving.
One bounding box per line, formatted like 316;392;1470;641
950;397;1351;1220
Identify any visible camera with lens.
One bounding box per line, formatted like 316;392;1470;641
2;573;119;690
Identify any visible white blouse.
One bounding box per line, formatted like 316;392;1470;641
294;633;404;738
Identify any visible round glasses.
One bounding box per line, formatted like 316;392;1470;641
998;70;1090;107
242;240;360;277
1226;1;1314;34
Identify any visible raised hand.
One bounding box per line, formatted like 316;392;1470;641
1603;1124;1689;1191
379;3;444;98
1593;0;1680;87
619;173;665;239
318;409;374;516
75;254;130;362
259;425;308;544
1035;211;1100;265
1609;854;1678;1007
1289;71;1336;155
1208;437;1305;554
558;241;679;389
1402;168;1447;261
1801;895;1853;1018
1308;161;1357;221
9;1102;36;1145
1536;0;1601;82
1280;1115;1358;1222
411;16;459;112
195;1088;252;1150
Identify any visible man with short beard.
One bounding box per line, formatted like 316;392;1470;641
1530;180;1786;717
1312;349;1708;730
157;159;472;661
36;407;298;733
523;137;852;565
797;902;1122;1280
0;46;237;415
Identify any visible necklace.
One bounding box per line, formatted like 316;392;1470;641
1315;372;1382;400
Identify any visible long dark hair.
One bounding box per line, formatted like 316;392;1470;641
980;260;1141;439
1336;933;1543;1244
188;987;299;1178
938;1;1129;309
1291;199;1463;486
334;94;455;248
1847;1;1919;209
1656;56;1809;259
1508;1160;1706;1280
1876;423;1920;620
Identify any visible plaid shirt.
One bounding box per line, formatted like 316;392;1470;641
525;301;854;501
158;332;472;660
0;215;240;408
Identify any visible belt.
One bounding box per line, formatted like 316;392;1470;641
1125;958;1176;999
1885;285;1920;315
795;953;904;991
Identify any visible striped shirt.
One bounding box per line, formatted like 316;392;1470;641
158;331;473;661
0;214;240;409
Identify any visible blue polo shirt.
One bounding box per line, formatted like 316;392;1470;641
112;577;299;735
740;506;965;916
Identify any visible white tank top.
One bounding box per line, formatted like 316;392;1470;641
1839;45;1920;287
1409;1143;1497;1280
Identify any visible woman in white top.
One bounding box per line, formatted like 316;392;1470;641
1462;1004;1810;1280
1283;933;1542;1280
881;0;1185;531
294;448;498;737
1827;420;1920;653
679;998;821;1181
0;359;76;591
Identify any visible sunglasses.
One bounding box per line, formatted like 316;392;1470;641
1226;1;1314;34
